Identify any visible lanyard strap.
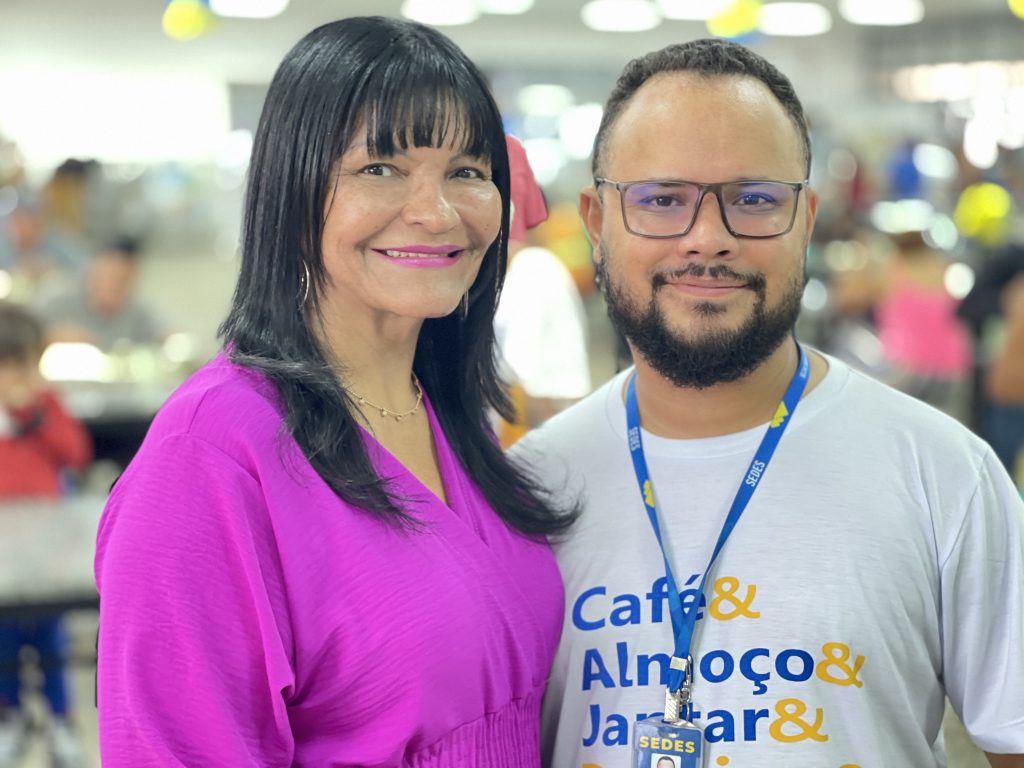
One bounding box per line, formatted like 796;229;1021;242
625;344;810;694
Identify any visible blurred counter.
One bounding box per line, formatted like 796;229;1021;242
57;379;178;467
0;494;105;619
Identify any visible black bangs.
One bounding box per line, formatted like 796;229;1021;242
357;49;498;161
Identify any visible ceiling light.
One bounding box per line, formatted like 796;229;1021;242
581;0;662;32
759;2;831;36
401;0;480;25
656;0;732;20
517;84;575;116
559;103;604;159
209;0;289;19
477;0;535;13
912;143;957;179
838;0;923;26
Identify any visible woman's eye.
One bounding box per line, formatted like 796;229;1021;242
453;167;488;180
360;164;393;177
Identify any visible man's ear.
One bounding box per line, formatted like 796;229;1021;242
579;185;605;264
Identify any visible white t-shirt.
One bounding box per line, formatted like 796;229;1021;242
513;354;1024;768
494;246;591;400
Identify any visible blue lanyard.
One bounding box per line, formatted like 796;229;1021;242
625;344;810;695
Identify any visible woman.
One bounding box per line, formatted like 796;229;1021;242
94;17;574;767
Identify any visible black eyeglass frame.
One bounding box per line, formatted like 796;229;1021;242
595;177;810;240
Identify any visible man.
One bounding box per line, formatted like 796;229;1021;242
513;39;1024;767
35;236;165;351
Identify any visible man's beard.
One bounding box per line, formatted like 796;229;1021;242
597;249;804;389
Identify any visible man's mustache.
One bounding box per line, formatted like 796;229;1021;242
652;263;767;292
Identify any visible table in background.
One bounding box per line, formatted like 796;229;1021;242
0;495;106;620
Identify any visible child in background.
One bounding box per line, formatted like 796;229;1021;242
0;301;91;768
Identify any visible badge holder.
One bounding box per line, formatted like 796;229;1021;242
632;656;704;768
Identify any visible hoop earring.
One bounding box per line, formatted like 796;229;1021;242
298;261;311;306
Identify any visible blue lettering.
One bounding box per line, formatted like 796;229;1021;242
582;648;615;690
704;709;736;742
743;708;770;741
739;647;771;695
700;650;735;684
610;593;641;626
572;586;606;631
603;714;630;746
776;649;814;682
616;641;634;687
637;651;670;686
645;577;670;624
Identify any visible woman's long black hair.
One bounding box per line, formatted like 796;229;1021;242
219;16;576;535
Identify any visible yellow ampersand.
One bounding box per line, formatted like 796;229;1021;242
815;642;865;688
769;698;829;742
708;576;760;620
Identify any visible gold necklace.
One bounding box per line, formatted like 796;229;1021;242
347;375;424;422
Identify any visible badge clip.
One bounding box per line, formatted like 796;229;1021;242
665;654;694;724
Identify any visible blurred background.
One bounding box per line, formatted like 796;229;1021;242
0;0;1022;766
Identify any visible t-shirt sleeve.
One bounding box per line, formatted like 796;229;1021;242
95;433;295;767
940;447;1024;753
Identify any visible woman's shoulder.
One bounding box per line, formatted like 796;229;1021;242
146;352;287;455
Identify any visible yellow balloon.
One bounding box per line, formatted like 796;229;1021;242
162;0;214;42
706;0;762;38
1010;0;1024;20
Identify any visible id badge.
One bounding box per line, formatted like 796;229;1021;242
632;715;703;768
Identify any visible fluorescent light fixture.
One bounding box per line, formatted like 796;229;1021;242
401;0;480;25
559;103;604;160
964;115;999;169
759;2;831;35
477;0;535;13
926;215;960;252
0;270;11;300
517;84;575;116
521;138;567;186
912;143;957;179
838;0;923;25
209;0;289;19
869;199;935;234
581;0;661;31
40;343;109;382
656;0;731;20
943;262;975;299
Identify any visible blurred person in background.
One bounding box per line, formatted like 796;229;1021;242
94;16;575;767
512;38;1024;768
0;301;91;768
35;235;165;351
494;134;591;446
0;193;87;301
832;226;972;418
985;273;1024;489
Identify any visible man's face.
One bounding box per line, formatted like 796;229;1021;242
581;72;817;388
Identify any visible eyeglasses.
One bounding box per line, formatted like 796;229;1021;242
595;178;809;239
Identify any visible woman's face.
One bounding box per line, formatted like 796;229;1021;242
316;128;502;330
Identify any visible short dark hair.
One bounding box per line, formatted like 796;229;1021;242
220;16;573;533
0;301;44;363
592;38;812;178
100;235;142;261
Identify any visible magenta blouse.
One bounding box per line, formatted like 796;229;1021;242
95;354;563;767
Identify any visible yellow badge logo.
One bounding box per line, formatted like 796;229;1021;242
643;480;655;508
770;402;789;428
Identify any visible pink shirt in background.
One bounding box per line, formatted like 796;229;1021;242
875;282;972;379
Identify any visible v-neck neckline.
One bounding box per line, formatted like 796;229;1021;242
357;390;470;520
